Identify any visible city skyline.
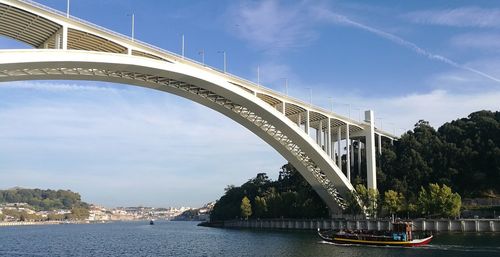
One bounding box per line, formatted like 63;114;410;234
1;0;499;207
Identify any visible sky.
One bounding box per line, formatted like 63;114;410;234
0;0;499;208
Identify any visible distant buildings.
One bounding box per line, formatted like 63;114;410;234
1;202;212;222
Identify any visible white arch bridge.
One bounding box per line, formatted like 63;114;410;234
0;0;396;213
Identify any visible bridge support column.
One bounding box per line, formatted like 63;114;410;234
55;33;61;49
350;139;354;172
326;118;331;156
365;110;377;190
337;127;342;169
378;133;382;155
305;110;310;136
357;140;362;176
62;26;68;50
345;124;350;181
281;102;286;115
317;120;323;146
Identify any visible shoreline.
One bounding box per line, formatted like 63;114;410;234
0;220;107;227
200;218;500;233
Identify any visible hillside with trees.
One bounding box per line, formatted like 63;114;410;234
0;188;89;211
210;110;499;220
378;110;499;199
210;165;330;221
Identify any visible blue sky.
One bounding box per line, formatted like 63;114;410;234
0;0;499;207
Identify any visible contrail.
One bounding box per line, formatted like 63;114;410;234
316;9;500;84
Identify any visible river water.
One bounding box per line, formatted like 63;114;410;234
0;221;498;257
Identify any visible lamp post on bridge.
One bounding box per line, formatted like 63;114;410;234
66;0;70;18
217;51;227;73
257;65;260;86
306;87;312;106
181;34;185;58
280;78;288;96
376;117;384;130
198;49;205;64
353;107;362;122
127;14;135;41
335;102;352;119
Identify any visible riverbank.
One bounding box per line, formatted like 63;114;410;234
0;220;107;227
200;218;500;232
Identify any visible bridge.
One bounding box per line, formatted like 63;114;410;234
0;0;396;213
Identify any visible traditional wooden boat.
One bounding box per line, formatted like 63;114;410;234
318;221;433;247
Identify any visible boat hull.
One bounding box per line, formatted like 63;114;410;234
318;231;433;247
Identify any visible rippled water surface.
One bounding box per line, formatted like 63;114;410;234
0;221;499;257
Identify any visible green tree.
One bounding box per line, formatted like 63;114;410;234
383;190;405;216
344;190;363;215
417;183;461;218
240;196;252;220
0;188;89;211
254;196;268;218
354;184;379;217
68;207;89;220
47;213;65;221
2;209;21;220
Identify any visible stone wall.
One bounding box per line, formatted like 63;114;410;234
222;219;499;232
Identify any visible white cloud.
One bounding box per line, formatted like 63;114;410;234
372;90;500;132
311;60;500;134
1;81;119;92
309;7;500;84
227;0;318;51
228;1;500;84
310;87;500;135
0;81;285;207
451;33;500;52
404;7;500;28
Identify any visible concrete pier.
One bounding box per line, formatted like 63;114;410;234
221;219;499;232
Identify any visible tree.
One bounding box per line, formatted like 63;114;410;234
417;183;461;218
344;190;363;215
0;188;89;211
47;213;65;221
354;184;379;217
383;190;405;217
254;196;267;218
240;196;252;220
68;207;89;220
378;111;500;202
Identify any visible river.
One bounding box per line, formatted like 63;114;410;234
0;221;498;257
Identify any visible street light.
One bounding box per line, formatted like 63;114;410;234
281;78;288;95
181;34;185;58
217;51;226;73
306;87;312;105
376;117;384;129
328;97;334;112
127;14;135;41
353;107;362;122
257;65;260;86
66;0;70;18
385;122;396;135
198;49;205;64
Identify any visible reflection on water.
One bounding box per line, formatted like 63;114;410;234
0;221;498;257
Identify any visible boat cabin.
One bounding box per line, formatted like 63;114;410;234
391;221;412;241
